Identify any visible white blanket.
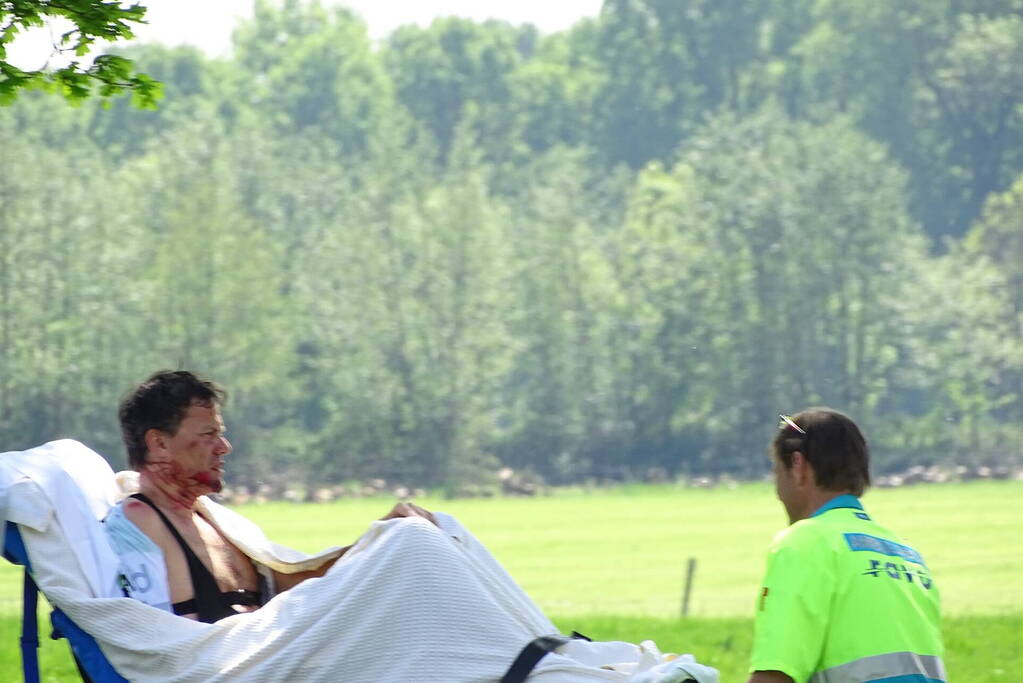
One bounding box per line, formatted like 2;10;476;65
0;439;124;598
3;440;719;683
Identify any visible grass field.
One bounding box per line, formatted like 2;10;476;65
1;481;1020;680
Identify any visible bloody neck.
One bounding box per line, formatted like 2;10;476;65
138;460;220;513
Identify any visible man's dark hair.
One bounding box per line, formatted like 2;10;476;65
119;370;226;470
772;407;870;496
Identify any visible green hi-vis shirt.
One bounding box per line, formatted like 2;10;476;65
749;495;945;683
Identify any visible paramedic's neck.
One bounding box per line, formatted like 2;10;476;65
138;468;203;516
788;489;851;524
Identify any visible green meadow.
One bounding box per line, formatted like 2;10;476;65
2;481;1020;680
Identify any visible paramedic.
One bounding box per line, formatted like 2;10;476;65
747;408;945;683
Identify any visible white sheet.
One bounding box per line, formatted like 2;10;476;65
1;439;124;598
4;440;719;682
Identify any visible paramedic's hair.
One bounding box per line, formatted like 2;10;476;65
772;407;870;496
119;370;226;470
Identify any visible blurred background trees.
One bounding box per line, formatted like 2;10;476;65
2;0;1022;490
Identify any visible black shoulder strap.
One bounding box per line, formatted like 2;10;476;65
129;493;234;623
129;494;210;574
171;589;261;617
501;632;590;683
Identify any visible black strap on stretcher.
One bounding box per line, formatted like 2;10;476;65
500;631;591;683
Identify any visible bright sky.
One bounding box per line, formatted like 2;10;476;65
7;0;603;70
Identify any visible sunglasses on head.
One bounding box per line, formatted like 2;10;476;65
778;414;806;435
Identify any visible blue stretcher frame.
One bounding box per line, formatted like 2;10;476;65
3;521;128;683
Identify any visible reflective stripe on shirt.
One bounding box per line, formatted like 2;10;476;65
809;651;946;683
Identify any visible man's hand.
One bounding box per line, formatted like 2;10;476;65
380;501;437;526
748;671;794;683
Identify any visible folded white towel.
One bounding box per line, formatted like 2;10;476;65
1;439;123;598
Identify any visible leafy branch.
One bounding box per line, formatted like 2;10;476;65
0;1;161;107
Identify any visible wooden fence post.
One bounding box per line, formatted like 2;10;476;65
681;556;697;617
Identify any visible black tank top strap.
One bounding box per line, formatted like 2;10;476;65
129;493;256;623
170;590;261;618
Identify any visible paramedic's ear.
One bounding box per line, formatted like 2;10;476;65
789;451;813;487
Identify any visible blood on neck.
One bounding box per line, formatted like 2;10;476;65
143;460;220;509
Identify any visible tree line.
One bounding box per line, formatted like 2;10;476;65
1;0;1022;492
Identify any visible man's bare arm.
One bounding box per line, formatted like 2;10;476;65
271;550;349;591
748;671;794;683
380;501;436;525
271;501;436;591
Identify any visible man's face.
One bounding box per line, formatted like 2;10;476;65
147;402;231;495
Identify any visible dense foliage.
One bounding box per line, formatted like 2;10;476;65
0;0;160;106
2;0;1022;491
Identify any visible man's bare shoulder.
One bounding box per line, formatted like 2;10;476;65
122;498;168;538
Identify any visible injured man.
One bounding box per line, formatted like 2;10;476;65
99;370;718;682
